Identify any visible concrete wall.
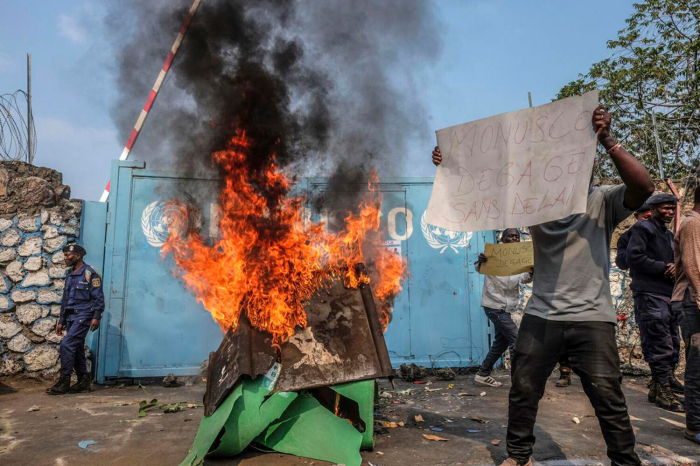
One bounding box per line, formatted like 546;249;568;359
0;162;82;378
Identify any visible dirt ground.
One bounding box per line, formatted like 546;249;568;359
1;372;698;466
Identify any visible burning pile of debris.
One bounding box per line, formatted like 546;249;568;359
180;280;393;465
166;130;405;465
107;0;441;463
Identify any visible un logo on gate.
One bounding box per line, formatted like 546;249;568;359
141;200;202;248
420;211;472;254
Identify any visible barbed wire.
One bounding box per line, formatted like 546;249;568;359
0;90;36;162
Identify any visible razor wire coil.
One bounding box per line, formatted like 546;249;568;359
0;90;36;162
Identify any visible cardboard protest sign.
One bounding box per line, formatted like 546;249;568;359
478;242;533;277
426;91;599;231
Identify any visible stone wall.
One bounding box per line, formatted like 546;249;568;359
0;162;81;378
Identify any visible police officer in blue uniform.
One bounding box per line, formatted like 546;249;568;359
47;243;105;395
627;193;683;411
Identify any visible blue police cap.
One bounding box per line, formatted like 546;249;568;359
63;243;87;256
646;193;677;206
634;203;651;214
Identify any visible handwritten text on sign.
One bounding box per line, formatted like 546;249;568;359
425;91;599;231
478;242;534;277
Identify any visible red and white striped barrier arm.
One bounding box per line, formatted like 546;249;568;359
100;0;202;203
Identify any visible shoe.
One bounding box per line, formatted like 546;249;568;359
685;430;700;445
499;457;532;466
669;375;684;394
68;374;92;393
648;380;658;403
47;375;71;395
655;383;685;412
474;374;502;387
555;371;571;387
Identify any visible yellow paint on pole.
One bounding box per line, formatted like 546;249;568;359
478;242;534;276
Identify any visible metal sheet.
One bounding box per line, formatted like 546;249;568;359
204;281;393;415
274;280;392;392
203;315;276;416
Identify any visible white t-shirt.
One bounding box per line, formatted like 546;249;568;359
479;271;532;312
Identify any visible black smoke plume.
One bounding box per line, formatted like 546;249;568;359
107;0;442;208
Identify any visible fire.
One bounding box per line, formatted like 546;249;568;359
161;130;407;345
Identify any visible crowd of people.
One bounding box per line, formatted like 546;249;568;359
433;105;700;466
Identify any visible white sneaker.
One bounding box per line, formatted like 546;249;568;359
474;374;502;387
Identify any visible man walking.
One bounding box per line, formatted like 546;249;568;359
47;243;105;395
672;186;700;443
627;193;683;412
434;105;653;466
473;228;532;388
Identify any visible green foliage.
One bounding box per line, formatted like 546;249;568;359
558;0;700;179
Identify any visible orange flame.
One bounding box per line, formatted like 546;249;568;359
162;130;407;345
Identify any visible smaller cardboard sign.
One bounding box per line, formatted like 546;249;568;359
478;242;534;277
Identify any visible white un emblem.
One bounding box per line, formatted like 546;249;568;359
420;211;473;254
141;200;202;248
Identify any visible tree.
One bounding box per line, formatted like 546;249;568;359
557;0;700;180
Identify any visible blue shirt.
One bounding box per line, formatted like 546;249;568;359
628;217;675;297
60;263;105;324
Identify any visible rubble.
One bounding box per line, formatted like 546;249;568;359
162;373;181;387
435;367;456;381
0;162;70;215
397;363;429;382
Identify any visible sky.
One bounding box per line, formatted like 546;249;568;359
0;1;636;201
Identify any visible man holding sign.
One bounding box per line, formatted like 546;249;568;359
474;228;532;388
432;100;654;466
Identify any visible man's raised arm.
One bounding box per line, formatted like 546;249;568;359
592;105;654;210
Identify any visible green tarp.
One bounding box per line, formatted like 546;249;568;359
181;377;374;466
255;391;363;466
210;381;298;457
180;382;244;466
331;380;375;450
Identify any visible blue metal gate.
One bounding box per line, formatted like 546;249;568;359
91;161;495;382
